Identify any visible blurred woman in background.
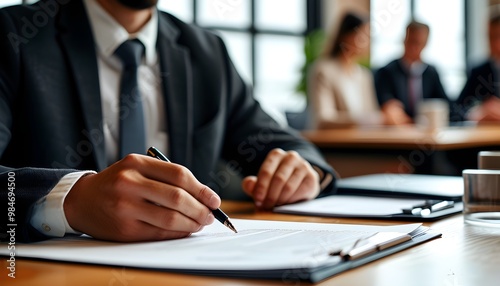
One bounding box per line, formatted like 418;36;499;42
309;12;383;129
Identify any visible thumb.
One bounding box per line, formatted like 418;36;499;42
242;176;257;197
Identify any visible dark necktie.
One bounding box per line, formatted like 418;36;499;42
114;39;146;158
408;75;417;117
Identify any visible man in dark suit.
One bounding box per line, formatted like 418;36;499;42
454;13;500;122
446;10;500;172
0;0;335;242
374;21;449;125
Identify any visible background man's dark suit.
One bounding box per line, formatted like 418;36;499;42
374;59;449;118
448;60;500;171
0;0;334;242
453;60;499;121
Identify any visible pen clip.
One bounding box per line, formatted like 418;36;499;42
147;146;170;162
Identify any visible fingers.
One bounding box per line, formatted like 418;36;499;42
264;153;307;209
283;173;320;204
482;98;500;120
65;154;220;242
135;201;209;234
382;101;413;125
121;154;221;210
252;149;287;207
107;220;193;242
242;176;257;197
248;149;321;209
273;168;308;206
138;179;215;227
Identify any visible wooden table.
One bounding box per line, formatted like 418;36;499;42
301;125;500;151
301;126;500;177
2;201;500;286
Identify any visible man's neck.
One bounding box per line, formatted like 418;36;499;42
96;0;153;34
402;54;421;66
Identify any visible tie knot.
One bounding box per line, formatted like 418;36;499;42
114;39;144;68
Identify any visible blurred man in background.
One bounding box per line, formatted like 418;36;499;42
454;11;500;122
375;21;449;125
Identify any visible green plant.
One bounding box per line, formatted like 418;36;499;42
295;30;371;99
295;29;326;98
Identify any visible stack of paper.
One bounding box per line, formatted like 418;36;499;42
0;219;440;282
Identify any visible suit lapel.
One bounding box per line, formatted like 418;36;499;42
157;14;193;168
396;61;411;109
421;68;431;99
57;0;106;171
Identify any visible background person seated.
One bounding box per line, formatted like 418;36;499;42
454;11;500;123
309;12;383;129
374;21;449;125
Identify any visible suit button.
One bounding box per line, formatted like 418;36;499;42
42;223;51;232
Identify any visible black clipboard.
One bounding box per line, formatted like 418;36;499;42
275;195;463;221
335;173;463;201
18;228;439;283
0;220;441;284
164;227;441;283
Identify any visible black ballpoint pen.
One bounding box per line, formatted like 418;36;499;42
147;146;238;233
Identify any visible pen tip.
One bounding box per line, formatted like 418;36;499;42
225;220;238;233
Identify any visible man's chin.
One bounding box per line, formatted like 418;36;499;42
116;0;158;10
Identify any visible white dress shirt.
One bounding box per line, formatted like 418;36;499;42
30;0;167;237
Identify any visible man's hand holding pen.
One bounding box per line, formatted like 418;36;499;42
64;154;221;242
63;147;319;241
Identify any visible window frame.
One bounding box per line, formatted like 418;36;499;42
190;0;322;87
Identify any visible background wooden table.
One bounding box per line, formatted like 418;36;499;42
301;125;500;177
301;125;500;150
2;201;500;286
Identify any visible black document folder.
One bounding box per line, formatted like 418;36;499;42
275;174;464;221
171;226;441;283
336;173;463;201
0;219;440;283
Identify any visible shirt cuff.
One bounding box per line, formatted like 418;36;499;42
30;171;97;237
311;165;334;191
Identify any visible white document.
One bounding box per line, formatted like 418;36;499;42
0;219;422;271
275;195;425;217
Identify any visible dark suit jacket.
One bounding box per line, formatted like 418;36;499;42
374;59;449;118
0;0;335;242
453;60;499;121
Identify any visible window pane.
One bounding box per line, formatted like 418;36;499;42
255;35;305;112
157;0;193;23
370;0;411;68
0;0;22;7
255;0;306;32
414;0;465;98
197;0;251;28
217;31;252;84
